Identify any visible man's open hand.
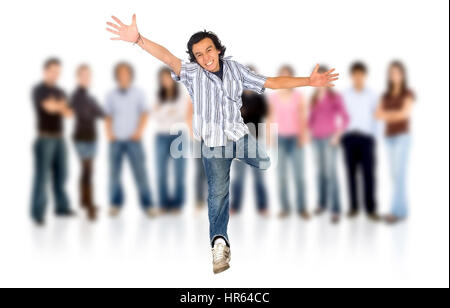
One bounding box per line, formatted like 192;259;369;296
106;14;139;43
309;64;339;87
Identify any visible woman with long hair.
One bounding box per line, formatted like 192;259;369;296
309;66;349;224
71;64;104;220
268;65;310;219
376;61;415;224
153;67;190;213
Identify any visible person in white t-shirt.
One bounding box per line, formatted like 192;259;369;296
152;67;191;213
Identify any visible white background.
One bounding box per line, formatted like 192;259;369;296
0;0;448;288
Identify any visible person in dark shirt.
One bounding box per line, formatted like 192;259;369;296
230;65;269;216
30;58;74;225
70;64;104;220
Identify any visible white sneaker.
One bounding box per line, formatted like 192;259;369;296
212;243;231;274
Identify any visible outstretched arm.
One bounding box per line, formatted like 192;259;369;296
264;64;339;89
106;15;182;75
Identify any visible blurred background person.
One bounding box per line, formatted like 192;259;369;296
186;101;206;213
342;62;380;221
267;65;309;219
309;66;349;224
187;118;208;211
70;64;104;221
230;65;269;216
193;139;207;211
30;58;74;225
376;61;415;224
152;67;190;214
105;62;155;217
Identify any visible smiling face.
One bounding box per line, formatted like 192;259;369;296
192;38;221;72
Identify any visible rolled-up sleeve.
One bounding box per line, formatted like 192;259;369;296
235;62;267;94
171;61;198;94
137;89;150;114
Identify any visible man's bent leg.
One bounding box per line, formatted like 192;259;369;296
236;134;271;170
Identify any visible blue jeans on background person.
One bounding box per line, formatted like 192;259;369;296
109;141;153;209
230;160;268;212
313;138;340;214
277;136;307;214
31;137;71;221
193;140;207;205
155;132;186;210
75;142;97;160
386;134;411;219
202;134;271;247
195;156;207;204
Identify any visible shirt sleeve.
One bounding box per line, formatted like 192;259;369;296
104;92;113;116
171;61;198;94
138;90;150;114
92;98;105;118
260;95;268;118
336;94;350;130
235;62;267;94
32;86;41;110
55;88;67;101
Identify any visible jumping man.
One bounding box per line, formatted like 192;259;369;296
106;14;339;274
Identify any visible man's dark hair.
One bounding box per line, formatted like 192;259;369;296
350;61;368;74
114;61;134;81
43;57;61;69
187;30;226;63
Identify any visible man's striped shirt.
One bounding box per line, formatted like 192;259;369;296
171;57;267;147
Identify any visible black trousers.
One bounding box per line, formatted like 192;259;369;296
342;132;377;214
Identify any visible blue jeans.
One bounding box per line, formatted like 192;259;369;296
75;142;97;160
202;134;271;247
193;140;207;203
109;141;153;209
155;133;186;210
277;136;307;213
230;160;268;212
30;137;70;220
386;134;410;219
313;138;340;214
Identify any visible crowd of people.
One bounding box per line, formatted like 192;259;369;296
30;58;414;227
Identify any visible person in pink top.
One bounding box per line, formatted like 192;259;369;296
267;65;310;219
309;66;349;223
